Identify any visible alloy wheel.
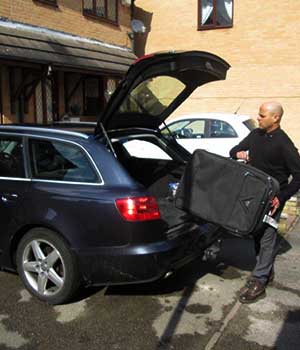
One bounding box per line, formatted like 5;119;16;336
22;239;65;297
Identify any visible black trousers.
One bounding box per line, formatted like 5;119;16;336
252;206;284;285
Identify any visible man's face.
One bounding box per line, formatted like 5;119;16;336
257;104;278;132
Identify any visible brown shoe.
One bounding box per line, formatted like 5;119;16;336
239;279;266;304
240;277;256;295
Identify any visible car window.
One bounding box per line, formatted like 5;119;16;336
119;76;185;117
122;140;171;160
243;119;258;131
186;120;206;138
209;119;237;138
162;119;206;139
0;136;25;178
29;139;99;183
161;120;190;137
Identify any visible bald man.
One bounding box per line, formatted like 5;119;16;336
230;101;300;303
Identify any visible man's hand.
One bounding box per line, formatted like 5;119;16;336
270;196;280;215
236;151;249;162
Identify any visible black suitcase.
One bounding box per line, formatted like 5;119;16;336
175;150;280;237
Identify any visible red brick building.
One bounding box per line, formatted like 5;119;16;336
135;0;300;148
0;0;135;124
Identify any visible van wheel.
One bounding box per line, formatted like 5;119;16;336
16;228;80;305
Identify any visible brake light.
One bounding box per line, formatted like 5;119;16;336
134;53;155;64
115;196;161;221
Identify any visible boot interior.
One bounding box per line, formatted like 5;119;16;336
111;136;192;227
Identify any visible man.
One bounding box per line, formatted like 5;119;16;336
230;101;300;303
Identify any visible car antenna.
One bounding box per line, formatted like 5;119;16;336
99;122;117;158
234;99;245;114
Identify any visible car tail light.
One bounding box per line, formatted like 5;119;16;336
133;53;155;64
115;196;161;221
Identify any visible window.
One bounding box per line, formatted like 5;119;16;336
29;139;99;183
65;74;120;118
34;0;57;6
119;76;185;117
122;140;171;160
83;0;118;23
162;119;207;139
209;120;237;138
0;136;25;178
198;0;233;30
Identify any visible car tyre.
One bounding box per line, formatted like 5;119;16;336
16;228;81;305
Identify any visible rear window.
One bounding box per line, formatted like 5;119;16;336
123;140;171;160
243;119;258;131
29;139;99;183
119;76;185;117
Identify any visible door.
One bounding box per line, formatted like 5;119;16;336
0;135;29;265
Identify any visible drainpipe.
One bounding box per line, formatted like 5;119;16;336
130;0;135;53
131;0;135;20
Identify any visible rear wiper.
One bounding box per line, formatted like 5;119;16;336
159;121;177;142
98;122;117;158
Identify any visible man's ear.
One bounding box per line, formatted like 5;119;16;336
273;113;280;123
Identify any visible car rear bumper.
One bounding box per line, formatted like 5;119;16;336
75;222;221;286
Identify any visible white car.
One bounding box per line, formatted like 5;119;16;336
161;113;257;157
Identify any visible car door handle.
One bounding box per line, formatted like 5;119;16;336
1;193;18;202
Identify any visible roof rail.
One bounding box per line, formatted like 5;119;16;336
0;125;89;139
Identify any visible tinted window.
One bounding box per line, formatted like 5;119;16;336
29;139;99;183
119;76;185;117
209;120;237;138
0;136;25;178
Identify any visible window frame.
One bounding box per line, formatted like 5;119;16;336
28;136;103;185
198;0;234;31
82;0;119;25
33;0;58;7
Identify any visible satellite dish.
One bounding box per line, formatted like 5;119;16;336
131;19;146;33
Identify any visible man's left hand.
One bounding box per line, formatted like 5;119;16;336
270;196;280;215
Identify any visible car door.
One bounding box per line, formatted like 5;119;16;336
27;137;130;248
0;134;30;265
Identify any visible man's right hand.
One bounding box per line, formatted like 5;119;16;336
236;151;249;162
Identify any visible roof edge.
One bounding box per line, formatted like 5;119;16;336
0;17;133;54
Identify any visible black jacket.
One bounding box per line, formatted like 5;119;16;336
230;127;300;203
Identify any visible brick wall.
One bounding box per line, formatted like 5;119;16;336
0;0;131;48
135;0;300;149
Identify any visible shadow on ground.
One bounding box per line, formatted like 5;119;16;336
275;309;300;349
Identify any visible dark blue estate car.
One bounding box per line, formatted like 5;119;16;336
0;51;230;304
